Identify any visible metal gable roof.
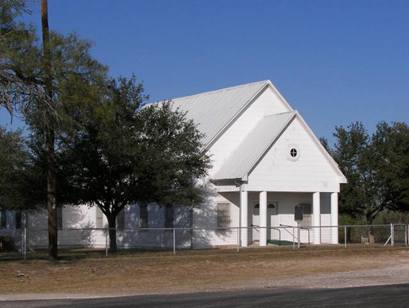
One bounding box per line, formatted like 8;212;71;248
158;80;270;146
152;80;346;183
213;111;296;180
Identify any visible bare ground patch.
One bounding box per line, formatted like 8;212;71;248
0;246;408;296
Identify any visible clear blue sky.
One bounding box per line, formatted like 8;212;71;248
2;0;408;142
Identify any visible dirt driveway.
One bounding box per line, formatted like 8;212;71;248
0;246;408;297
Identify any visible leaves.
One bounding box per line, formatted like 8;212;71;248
59;76;210;218
327;121;409;223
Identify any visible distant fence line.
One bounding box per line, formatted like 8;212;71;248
0;223;408;259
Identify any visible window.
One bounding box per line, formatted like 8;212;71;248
268;203;276;209
139;204;148;228
57;207;63;230
288;145;300;161
15;211;22;229
268;202;278;215
217;203;230;228
0;209;7;229
253;203;278;215
165;204;174;228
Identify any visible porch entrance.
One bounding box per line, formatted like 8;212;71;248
251;201;279;244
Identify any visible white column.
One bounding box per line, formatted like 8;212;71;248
259;191;267;247
312;192;321;244
240;190;248;247
331;192;339;244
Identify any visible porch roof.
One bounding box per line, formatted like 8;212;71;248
212;111;296;181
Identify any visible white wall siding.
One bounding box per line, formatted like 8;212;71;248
192;189;240;248
118;204;192;249
25;206;105;248
208;87;292;176
246;117;341;192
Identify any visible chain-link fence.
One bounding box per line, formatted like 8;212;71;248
1;224;408;259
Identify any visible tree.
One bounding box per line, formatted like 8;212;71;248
60;77;210;251
0;0;45;113
371;122;409;213
327;121;409;224
0;127;28;209
1;0;107;258
0;127;46;211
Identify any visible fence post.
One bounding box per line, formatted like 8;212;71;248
23;212;28;259
405;225;408;246
297;226;301;248
292;227;295;249
307;228;310;245
21;226;27;259
172;228;176;255
237;227;240;252
105;228;108;257
20;228;23;258
391;223;395;247
344;225;347;248
406;225;409;246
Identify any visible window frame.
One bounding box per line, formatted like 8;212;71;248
216;202;231;229
288;145;300;161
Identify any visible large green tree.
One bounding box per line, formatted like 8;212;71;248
1;0;107;258
326;121;409;224
60;77;210;251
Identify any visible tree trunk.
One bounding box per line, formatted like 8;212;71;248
366;213;375;239
41;0;58;260
107;215;117;252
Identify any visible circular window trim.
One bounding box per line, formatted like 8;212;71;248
288;145;300;161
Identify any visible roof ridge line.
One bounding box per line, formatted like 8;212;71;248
164;80;269;102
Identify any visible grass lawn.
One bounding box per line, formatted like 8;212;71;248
0;246;408;295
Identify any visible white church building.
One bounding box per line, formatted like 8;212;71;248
0;80;346;249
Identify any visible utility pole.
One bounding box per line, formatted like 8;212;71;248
41;0;58;259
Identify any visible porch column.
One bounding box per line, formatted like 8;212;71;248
259;191;267;246
312;192;321;244
240;190;248;247
331;192;339;244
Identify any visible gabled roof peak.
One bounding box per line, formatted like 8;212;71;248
155;80;278;147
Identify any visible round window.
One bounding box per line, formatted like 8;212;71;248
288;145;300;161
